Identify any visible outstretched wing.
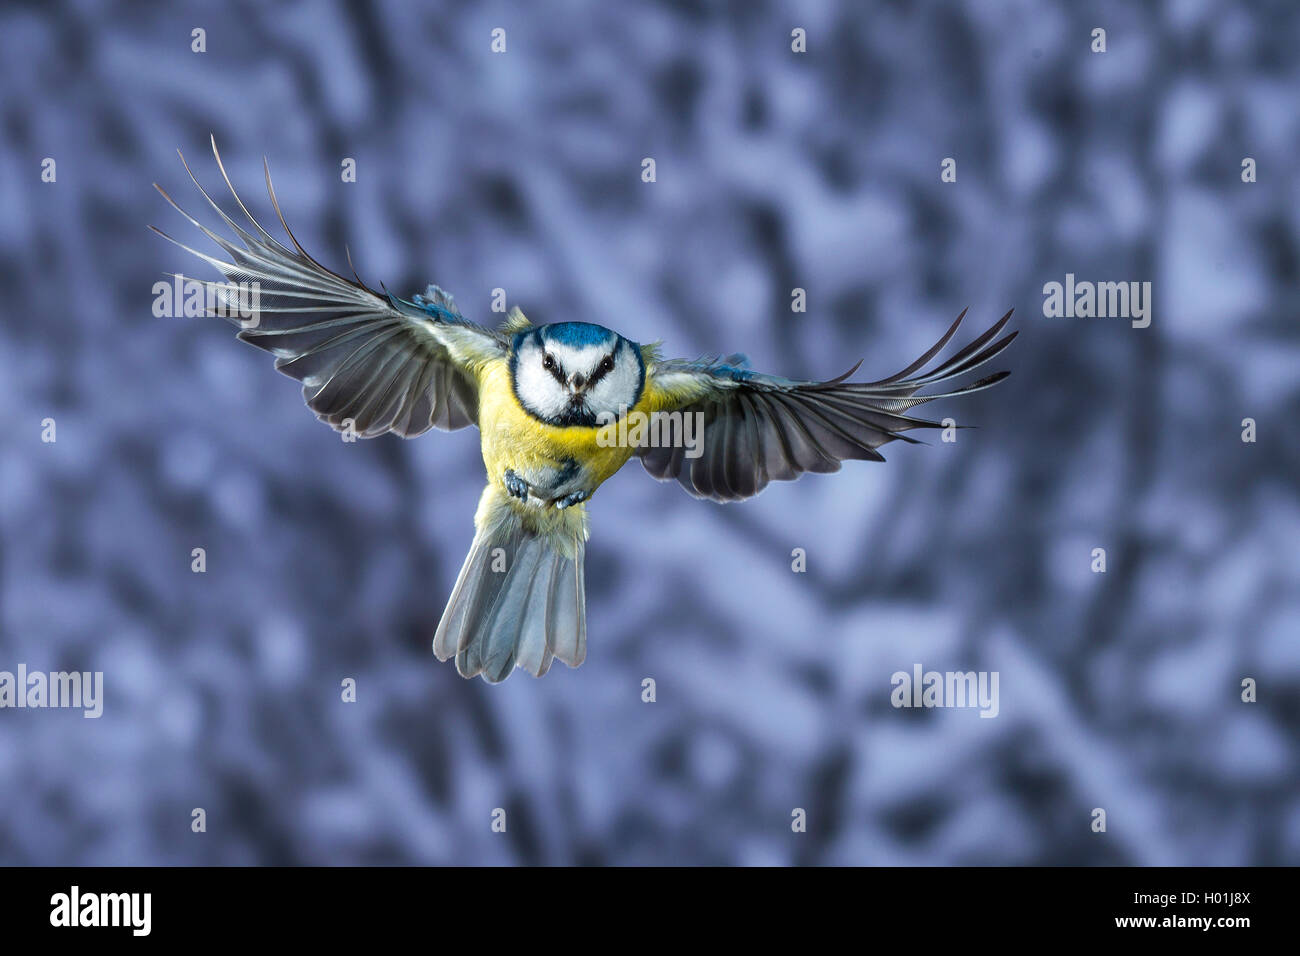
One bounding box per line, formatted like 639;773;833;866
638;309;1016;502
151;136;503;438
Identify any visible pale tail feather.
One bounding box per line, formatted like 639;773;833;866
433;488;587;683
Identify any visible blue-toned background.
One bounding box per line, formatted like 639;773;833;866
1;0;1296;865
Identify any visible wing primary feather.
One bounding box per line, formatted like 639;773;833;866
895;329;1019;392
176;146;269;252
210;135;283;248
903;310;1014;386
859;306;969;387
147;226;240;279
263;156;332;273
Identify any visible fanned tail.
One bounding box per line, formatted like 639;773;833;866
433;485;587;683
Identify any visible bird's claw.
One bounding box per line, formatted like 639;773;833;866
504;469;531;501
554;489;589;510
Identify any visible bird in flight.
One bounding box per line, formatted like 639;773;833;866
153;138;1016;684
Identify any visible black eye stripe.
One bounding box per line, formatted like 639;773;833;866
586;352;617;387
541;351;566;385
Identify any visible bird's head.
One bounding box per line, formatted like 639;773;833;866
510;322;645;427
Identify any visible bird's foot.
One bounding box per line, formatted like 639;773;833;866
554;489;590;510
503;469;531;501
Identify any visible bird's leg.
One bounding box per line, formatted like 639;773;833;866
504;459;590;508
503;469;532;501
544;457;590;509
554;488;590;510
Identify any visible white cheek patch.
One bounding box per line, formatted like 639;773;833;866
514;346;571;420
586;344;642;418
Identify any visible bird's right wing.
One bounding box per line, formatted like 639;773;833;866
151;136;504;438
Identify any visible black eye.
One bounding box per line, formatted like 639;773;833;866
600;356;614;373
542;353;555;370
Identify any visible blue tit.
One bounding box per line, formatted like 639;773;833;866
153;138;1017;684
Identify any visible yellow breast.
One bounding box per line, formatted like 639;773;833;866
476;359;646;494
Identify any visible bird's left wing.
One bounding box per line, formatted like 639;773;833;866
151;137;504;438
638;309;1016;502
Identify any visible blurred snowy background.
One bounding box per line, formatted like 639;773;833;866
0;0;1297;865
